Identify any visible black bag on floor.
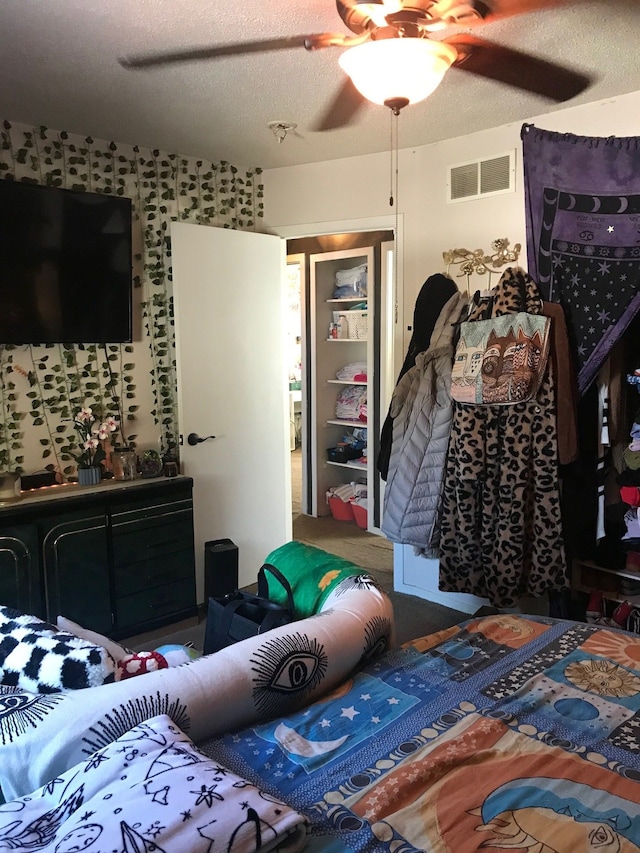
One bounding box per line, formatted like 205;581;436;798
203;563;296;654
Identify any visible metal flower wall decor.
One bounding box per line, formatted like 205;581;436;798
443;238;522;278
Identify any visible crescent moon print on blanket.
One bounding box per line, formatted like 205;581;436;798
274;721;348;756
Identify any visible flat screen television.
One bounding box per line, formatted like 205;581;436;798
0;179;133;344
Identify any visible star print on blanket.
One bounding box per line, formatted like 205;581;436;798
0;714;309;853
522;124;640;394
201;616;640;852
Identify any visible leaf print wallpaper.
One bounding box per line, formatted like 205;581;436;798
0;120;263;479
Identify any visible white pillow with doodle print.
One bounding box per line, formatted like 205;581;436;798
0;713;309;853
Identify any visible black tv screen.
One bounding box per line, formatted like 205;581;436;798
0;180;133;344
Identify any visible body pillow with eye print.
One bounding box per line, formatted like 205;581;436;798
0;573;394;800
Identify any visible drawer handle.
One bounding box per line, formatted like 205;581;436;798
153;570;181;580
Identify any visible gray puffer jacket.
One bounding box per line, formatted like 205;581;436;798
381;290;468;553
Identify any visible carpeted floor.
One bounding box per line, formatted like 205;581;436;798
292;512;394;574
125;447;466;650
126;514;465;651
127;581;465;652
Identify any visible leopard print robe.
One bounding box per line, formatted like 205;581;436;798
437;267;569;608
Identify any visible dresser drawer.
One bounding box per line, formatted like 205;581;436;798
113;550;193;597
110;496;193;526
115;579;196;632
112;516;193;567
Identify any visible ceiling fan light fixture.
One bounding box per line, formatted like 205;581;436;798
357;0;404;28
338;37;457;108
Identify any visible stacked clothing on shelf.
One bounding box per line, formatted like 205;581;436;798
338;427;367;458
332;263;367;298
335;385;367;422
336;362;367;381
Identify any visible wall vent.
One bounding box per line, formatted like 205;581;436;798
447;151;515;203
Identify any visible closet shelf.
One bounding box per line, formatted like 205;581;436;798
326;419;367;428
575;558;640;584
327;459;367;471
326;297;367;303
572;582;640;607
572;558;640;607
325;338;368;342
327;379;366;386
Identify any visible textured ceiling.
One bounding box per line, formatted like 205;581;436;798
0;0;639;170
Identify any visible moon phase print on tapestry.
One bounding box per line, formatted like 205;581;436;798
522;124;640;395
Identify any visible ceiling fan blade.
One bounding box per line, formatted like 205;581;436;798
118;33;343;69
313;78;367;132
478;0;578;20
445;33;593;101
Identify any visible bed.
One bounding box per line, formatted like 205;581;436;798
199;612;640;852
2;574;640;851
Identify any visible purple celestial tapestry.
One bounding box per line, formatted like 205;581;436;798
521;124;640;395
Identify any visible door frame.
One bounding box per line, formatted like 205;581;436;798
272;214;404;373
272;214;405;525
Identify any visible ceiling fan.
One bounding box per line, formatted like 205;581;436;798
118;0;592;131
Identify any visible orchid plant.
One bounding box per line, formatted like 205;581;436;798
73;407;118;470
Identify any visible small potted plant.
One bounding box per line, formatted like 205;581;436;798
73;407;118;486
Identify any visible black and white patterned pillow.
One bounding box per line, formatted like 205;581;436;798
0;606;116;692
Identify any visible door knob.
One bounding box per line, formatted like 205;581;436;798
187;432;216;446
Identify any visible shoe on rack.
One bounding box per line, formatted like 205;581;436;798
612;601;634;628
586;590;604;623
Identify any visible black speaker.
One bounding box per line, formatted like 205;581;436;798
204;538;239;600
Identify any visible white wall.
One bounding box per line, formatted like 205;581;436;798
264;90;640;323
263;90;640;612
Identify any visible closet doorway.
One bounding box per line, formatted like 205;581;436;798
285;229;396;539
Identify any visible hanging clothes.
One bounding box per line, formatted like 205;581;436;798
437;267;569;608
381;290;468;553
541;301;579;466
377;273;457;480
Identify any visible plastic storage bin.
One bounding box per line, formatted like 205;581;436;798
328;496;355;521
327;445;363;463
351;501;368;529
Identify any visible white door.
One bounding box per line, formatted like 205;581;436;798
171;222;291;595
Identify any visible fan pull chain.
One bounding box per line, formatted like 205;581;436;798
389;108;395;207
389;108;400;324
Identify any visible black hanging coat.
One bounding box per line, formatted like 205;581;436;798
377;273;457;479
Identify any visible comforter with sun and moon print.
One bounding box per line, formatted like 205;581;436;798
201;614;640;853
